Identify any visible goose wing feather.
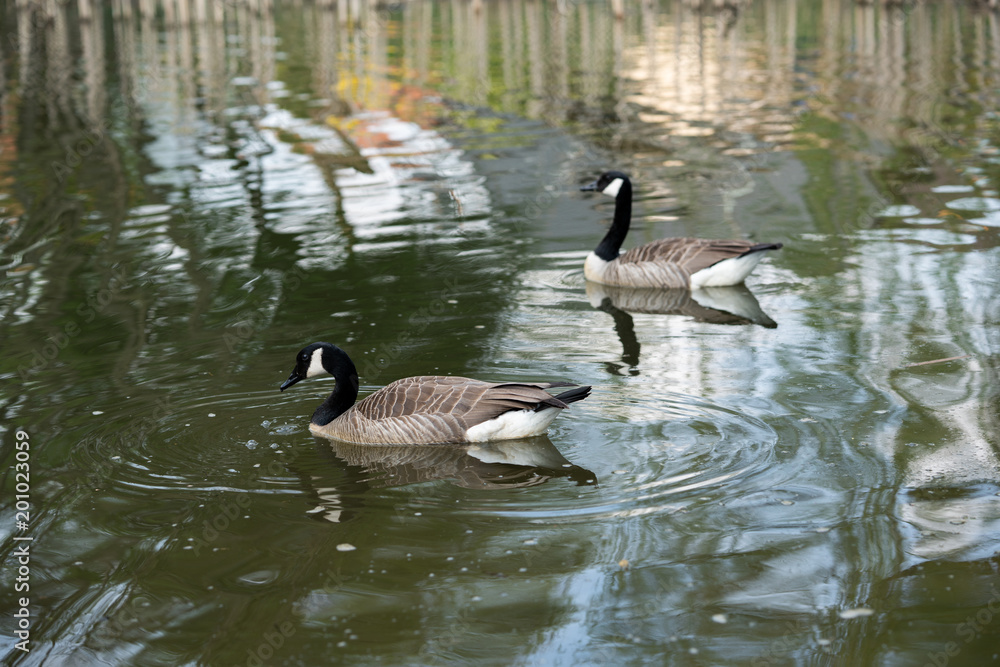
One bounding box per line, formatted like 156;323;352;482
354;377;567;419
619;238;764;275
324;377;576;444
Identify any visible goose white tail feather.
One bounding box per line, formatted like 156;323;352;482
689;252;766;289
465;408;563;443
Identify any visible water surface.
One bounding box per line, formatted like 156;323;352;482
1;1;999;665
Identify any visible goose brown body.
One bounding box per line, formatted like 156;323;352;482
312;376;581;445
586;237;781;289
581;171;782;289
280;343;590;445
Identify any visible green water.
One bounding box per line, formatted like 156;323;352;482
1;0;999;665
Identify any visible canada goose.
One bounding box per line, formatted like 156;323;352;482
280;342;591;445
580;171;782;289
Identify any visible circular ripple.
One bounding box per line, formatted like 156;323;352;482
383;392;778;523
71;389;307;496
71;385;777;528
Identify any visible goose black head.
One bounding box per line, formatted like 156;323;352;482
280;342;337;392
580;171;631;199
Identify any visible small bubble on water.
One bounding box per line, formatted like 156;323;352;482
711;614;728;624
523;539;537;546
336;543;356;552
208;413;216;418
92;410;104;415
270;443;279;449
246;440;258;450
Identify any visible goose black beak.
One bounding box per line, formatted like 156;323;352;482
580;181;598;192
280;371;303;392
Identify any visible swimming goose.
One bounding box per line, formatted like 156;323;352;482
580;171;782;289
280;342;591;445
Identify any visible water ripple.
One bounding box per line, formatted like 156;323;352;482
396;394;778;524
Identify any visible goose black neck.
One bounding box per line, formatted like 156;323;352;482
594;179;632;261
312;348;360;426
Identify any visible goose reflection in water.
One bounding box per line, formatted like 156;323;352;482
302;436;597;523
587;282;777;372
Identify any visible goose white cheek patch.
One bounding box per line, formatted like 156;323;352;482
602;178;624;198
306;348;327;378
